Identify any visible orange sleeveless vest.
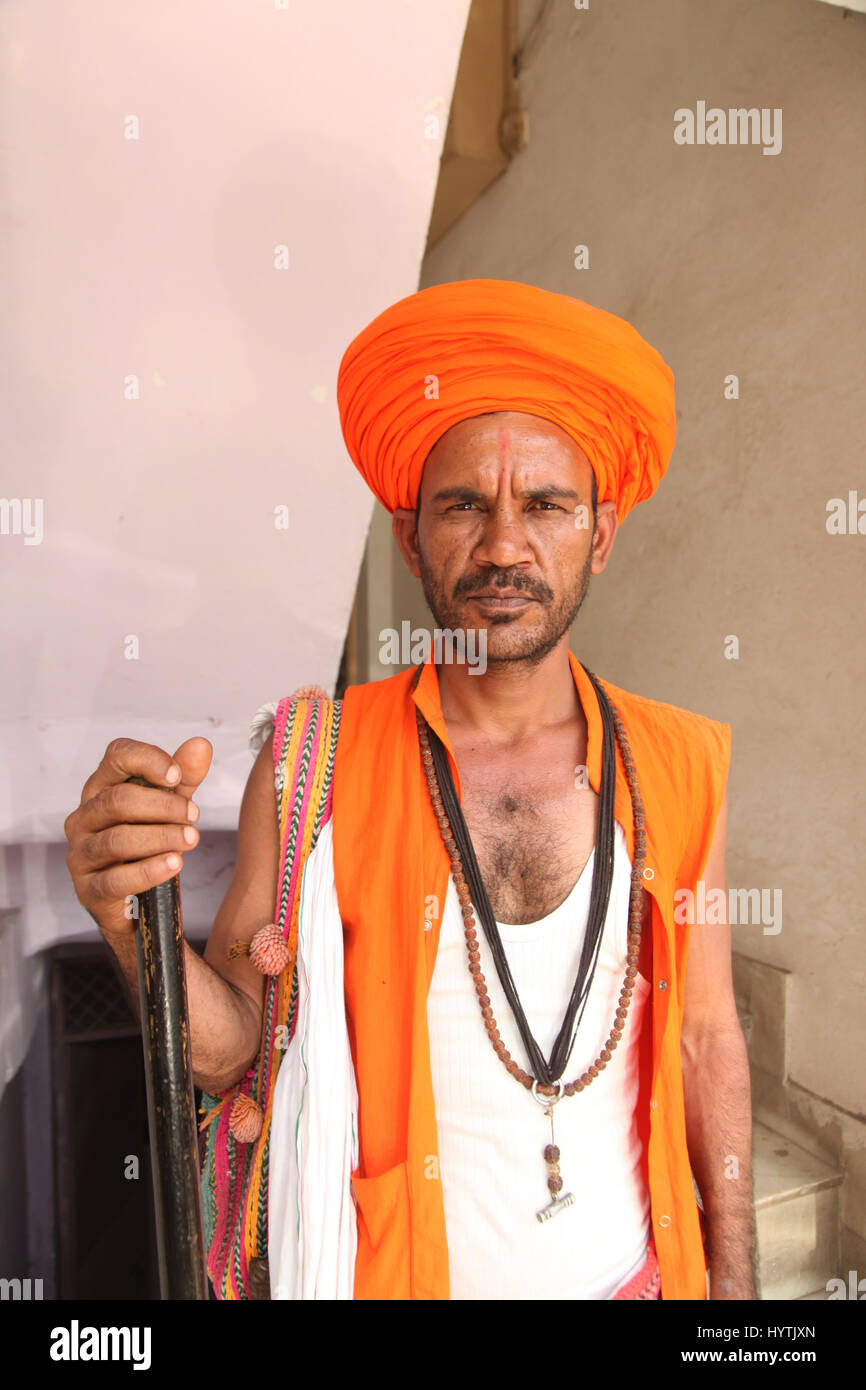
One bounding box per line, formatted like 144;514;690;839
332;651;731;1300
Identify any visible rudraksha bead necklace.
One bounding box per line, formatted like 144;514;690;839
416;669;648;1223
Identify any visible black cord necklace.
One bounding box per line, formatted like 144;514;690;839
421;664;616;1086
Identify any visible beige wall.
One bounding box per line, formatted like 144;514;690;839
365;0;866;1151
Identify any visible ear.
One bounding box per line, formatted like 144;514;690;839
392;507;421;578
590;499;619;575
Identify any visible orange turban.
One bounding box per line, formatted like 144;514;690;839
336;278;676;524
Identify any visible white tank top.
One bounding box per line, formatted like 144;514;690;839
426;819;651;1299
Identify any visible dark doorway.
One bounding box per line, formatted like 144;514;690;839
50;945;162;1299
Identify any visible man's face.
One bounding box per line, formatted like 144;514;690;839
393;411;618;668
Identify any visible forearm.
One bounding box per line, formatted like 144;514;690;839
681;1021;757;1300
100;927;261;1093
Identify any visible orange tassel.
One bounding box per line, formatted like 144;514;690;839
229;1092;263;1143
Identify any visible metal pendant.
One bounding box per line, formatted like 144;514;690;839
531;1080;574;1223
536;1191;576;1224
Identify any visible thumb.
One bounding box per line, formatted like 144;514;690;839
170;737;214;800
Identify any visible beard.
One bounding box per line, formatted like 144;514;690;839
416;542;595;670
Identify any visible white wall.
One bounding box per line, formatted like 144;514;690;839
0;0;471;1074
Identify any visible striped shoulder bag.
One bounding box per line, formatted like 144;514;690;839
198;689;341;1299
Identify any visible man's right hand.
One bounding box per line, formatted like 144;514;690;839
64;736;213;939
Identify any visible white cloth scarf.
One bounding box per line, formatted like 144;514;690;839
249;704;358;1300
266;817;359;1299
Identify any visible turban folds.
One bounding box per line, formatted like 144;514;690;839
336;278;676;525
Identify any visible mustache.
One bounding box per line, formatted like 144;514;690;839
452;570;554;602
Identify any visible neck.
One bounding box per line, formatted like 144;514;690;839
434;636;582;743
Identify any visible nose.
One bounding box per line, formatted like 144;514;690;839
470;501;535;568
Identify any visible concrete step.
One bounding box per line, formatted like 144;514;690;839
752;1119;843;1300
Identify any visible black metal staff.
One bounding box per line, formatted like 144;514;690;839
129;775;208;1300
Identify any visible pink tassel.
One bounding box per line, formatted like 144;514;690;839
290;684;329;702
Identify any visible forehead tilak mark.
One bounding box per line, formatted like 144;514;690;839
497;425;512;490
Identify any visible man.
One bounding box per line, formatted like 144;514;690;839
65;278;754;1300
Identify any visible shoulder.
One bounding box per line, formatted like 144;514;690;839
594;675;732;880
336;666;420;734
595;672;725;734
249;687;342;761
341;665;418;705
597;674;731;765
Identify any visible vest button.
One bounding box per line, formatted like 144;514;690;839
658;979;668;991
650;1098;659;1110
658;1214;672;1229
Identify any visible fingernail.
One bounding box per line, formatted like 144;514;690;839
187;801;200;822
166;765;181;784
166;854;181;869
183;826;197;844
